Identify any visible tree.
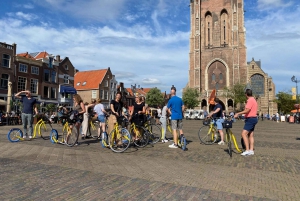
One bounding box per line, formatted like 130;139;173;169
182;87;200;109
274;91;295;114
146;88;164;107
223;83;247;110
45;103;56;113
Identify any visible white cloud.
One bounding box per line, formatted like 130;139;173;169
142;78;161;85
7;12;37;21
23;4;34;9
257;0;293;9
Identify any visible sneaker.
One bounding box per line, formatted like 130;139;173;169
28;136;32;139
23;135;26;139
162;139;169;143
81;135;85;140
241;150;253;156
168;143;178;148
218;141;225;145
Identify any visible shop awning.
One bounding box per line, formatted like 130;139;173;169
60;85;77;94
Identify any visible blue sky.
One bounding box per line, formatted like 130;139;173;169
0;0;299;97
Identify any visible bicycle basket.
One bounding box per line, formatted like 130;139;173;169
222;120;232;128
203;119;211;126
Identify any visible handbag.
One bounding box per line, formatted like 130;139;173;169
222;120;232;128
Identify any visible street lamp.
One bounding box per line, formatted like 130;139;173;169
291;75;299;103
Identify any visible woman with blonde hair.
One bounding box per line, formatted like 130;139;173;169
67;94;86;144
129;95;146;140
81;99;96;140
93;98;108;139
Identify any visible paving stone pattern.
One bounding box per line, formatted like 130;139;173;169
0;120;299;200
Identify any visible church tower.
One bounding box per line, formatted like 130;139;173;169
188;0;248;111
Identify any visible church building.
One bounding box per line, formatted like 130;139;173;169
188;0;277;115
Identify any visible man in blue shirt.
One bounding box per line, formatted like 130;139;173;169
167;86;185;148
208;98;225;145
15;90;38;139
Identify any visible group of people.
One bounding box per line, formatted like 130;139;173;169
15;87;258;154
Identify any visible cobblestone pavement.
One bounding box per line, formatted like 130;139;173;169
0;120;299;200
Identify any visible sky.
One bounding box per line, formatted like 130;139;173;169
0;0;299;97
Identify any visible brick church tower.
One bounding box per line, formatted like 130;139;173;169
188;0;277;114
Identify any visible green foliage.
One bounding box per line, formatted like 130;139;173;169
223;83;247;109
274;91;295;114
45;103;56;113
146;88;164;107
182;87;200;109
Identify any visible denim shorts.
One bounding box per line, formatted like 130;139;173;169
98;115;106;123
213;118;224;130
243;117;258;132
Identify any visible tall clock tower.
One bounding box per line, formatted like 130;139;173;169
188;0;248;111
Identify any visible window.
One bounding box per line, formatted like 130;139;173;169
111;82;113;89
76;82;80;86
30;79;38;94
51;71;56;83
2;54;10;67
219;73;223;80
212;73;215;81
104;91;108;100
64;75;69;84
18;77;27;91
100;90;104;99
0;74;9;89
51;87;56;99
105;80;108;87
223;20;226;41
92;90;97;98
19;64;28;73
44;86;49;98
82;81;86;86
44;69;50;82
31;66;39;75
65;65;68;70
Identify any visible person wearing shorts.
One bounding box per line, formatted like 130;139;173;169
94;98;108;139
234;89;258;156
167;86;185;148
207;98;225;145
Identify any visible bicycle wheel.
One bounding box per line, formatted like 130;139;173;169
101;132;109;148
108;127;131;153
88;121;99;138
147;124;161;144
198;125;217;145
65;127;79;147
226;130;232;157
50;129;58;144
178;135;187;151
7;128;23;142
39;122;53;140
132;125;149;147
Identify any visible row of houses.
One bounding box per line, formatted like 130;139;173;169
0;41;165;113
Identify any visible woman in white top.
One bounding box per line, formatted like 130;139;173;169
94;98;108;139
159;104;168;143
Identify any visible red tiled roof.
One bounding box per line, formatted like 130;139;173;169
125;88;153;96
126;88;134;96
17;52;35;59
35;51;49;59
74;69;108;90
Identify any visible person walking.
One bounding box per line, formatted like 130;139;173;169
234;89;258;156
207;98;225;145
14;90;38;139
167;86;185;148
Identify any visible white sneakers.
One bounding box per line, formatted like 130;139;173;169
168;143;178;148
218;141;225;145
162;139;169;143
241;150;254;156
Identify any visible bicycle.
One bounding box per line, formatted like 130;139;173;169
223;117;243;157
7;114;55;142
107;116;131;153
50;111;80;147
129;114;150;147
143;116;161;144
198;118;219;145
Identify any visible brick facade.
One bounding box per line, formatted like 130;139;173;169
188;0;277;114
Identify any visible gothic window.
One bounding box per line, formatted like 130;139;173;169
205;12;212;47
212;73;215;81
219;73;223;80
220;9;228;45
250;74;265;96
